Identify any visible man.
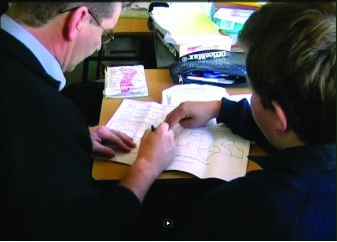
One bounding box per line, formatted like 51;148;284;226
165;2;336;240
0;2;175;240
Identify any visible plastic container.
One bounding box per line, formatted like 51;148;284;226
213;8;254;34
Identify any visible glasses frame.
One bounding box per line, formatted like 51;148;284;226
59;6;114;45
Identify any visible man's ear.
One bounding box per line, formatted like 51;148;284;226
272;101;287;132
63;6;89;41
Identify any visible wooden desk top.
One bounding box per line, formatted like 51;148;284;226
114;17;152;34
92;69;263;180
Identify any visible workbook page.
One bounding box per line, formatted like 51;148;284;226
105;99;250;181
105;99;174;164
167;119;250;181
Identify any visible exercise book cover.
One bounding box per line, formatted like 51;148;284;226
104;65;148;98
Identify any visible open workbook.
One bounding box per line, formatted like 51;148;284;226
104;98;251;181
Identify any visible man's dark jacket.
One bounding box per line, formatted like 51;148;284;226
0;28;141;240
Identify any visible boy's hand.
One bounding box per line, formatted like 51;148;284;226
165;101;222;129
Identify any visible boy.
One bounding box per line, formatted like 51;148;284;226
165;2;336;240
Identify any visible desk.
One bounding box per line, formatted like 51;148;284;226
92;69;264;180
82;18;154;82
114;17;151;33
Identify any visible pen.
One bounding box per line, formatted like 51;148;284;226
203;72;229;78
192;71;230;79
185;75;235;85
151;125;156;132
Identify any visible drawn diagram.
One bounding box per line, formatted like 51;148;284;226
174;129;220;165
171;122;248;171
105;99;250;181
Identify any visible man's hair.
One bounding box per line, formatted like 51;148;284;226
238;2;336;145
7;2;123;27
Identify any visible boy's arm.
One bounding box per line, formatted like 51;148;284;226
217;97;276;152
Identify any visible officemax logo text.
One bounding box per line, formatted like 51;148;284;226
181;50;228;62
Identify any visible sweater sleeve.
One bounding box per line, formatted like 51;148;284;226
1;101;142;240
92;185;142;240
216;97;275;152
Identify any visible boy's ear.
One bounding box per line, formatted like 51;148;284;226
63;6;89;41
272;101;287;132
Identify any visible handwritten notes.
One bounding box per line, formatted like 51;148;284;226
105;99;251;181
104;65;148;98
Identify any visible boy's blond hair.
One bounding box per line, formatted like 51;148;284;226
239;2;336;145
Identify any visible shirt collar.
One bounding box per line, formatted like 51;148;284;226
249;144;336;172
1;14;66;91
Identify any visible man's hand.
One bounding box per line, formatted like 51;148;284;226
135;122;176;175
89;126;136;158
119;122;175;202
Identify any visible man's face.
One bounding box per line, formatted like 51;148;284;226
65;4;122;72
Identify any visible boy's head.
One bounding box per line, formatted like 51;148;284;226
238;2;336;146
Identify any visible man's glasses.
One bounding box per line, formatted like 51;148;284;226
59;6;114;45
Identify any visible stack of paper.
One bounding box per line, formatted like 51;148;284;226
151;7;220;44
150;6;232;62
103;65;148;98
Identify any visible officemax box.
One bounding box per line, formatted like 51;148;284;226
155;30;232;63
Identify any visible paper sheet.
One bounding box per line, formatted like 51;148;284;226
161;84;251;106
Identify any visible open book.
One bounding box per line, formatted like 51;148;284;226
105;99;251;181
